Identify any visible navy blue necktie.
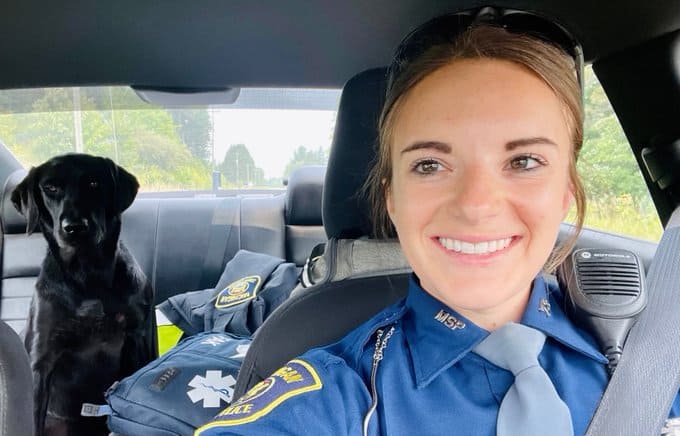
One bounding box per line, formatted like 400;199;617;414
473;322;574;436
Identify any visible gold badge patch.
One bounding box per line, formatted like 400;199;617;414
195;359;322;432
214;276;262;308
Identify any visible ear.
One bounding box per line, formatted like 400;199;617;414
107;159;139;213
10;168;41;235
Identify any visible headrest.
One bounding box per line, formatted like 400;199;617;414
323;68;387;239
2;169;29;234
285;165;326;226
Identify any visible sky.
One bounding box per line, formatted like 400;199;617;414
212;108;336;179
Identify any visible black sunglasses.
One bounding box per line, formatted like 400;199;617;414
387;6;584;94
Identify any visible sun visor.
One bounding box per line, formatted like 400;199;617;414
132;86;241;107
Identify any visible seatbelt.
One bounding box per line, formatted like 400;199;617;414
586;206;680;436
198;198;240;290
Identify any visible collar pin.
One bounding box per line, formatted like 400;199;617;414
538;298;552;317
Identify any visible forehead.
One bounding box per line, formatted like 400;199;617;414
392;59;570;150
39;156;109;182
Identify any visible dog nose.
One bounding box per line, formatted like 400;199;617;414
62;218;89;235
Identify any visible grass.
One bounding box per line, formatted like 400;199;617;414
567;194;663;242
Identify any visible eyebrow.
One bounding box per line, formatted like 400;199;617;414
505;137;558;150
400;141;452;155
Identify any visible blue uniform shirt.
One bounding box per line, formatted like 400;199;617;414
197;274;680;435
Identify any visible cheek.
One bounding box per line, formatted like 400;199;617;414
386;178;418;230
515;178;572;227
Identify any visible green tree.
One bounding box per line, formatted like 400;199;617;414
219;144;264;187
0;87;213;191
283;145;328;178
580;68;652;207
575;67;661;239
170;110;212;164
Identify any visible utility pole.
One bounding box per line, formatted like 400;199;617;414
108;87;119;163
73;88;83;152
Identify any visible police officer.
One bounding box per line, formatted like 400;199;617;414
196;8;680;436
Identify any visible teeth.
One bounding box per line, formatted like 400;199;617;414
461;242;474;254
438;237;512;255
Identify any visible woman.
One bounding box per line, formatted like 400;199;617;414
196;7;679;436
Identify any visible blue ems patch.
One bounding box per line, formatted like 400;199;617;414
214;276;261;309
197;359;322;429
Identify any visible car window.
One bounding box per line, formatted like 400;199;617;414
0;73;663;242
0;87;340;193
576;66;662;242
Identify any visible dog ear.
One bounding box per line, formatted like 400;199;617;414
10;167;41;235
107;159;139;213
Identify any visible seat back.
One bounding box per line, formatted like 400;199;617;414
0;319;33;436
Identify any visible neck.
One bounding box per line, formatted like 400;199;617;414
450;285;532;331
44;227;120;289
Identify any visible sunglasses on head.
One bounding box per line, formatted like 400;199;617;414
387;6;584;94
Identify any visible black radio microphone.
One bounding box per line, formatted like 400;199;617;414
557;248;647;376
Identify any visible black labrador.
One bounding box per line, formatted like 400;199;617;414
11;153;156;436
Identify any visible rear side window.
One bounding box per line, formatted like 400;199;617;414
0;87;340;193
576;66;662;241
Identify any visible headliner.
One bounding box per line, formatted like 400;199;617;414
2;0;679;90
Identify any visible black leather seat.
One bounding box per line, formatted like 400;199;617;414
233;68;410;398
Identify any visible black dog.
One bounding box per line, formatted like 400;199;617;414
11;154;156;436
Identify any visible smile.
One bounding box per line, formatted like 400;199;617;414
437;237;513;255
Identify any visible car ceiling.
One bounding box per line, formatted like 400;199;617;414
2;0;679;90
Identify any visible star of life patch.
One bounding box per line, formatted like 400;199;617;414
214;275;261;308
196;359;322;430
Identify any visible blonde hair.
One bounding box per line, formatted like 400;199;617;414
365;24;585;272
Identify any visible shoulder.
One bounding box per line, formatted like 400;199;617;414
322;297;408;363
195;355;368;435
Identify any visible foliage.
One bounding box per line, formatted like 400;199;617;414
579;68;662;240
283;145;329;179
0;87;211;191
218;144;265;188
169;110;212;164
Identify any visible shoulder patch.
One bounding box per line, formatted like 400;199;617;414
215;276;261;308
198;359;322;429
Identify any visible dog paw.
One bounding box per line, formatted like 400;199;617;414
76;299;105;318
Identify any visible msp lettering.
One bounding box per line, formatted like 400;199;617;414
434;309;465;330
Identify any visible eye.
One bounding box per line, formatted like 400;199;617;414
412;159;442;175
508;154;546;171
43;184;58;194
89;181;99;189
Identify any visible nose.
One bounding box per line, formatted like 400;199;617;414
61;217;90;235
449;166;501;222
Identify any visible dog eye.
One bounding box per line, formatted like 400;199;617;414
89;181;99;189
43;184;58;194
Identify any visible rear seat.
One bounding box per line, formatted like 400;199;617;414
0;165;326;333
